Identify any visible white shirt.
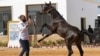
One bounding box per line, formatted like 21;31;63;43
18;21;29;40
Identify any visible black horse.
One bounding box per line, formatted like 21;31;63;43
38;2;92;56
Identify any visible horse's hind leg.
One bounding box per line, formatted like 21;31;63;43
67;44;73;56
65;39;73;56
76;41;84;56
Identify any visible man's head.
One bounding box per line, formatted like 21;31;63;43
19;15;27;22
89;25;91;28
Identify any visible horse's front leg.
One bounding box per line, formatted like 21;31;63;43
38;23;53;42
38;33;53;42
40;23;46;33
40;23;53;33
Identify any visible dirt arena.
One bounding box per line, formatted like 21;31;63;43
0;34;100;56
0;46;100;56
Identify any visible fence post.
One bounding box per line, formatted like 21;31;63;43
33;16;38;48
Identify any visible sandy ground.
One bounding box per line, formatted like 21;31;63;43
0;34;100;56
0;46;100;56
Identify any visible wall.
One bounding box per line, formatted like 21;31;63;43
67;0;97;29
0;0;67;21
0;0;98;29
83;1;97;29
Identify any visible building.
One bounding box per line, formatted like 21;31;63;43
0;0;100;35
0;0;67;35
0;0;100;47
0;0;67;48
68;0;100;43
68;0;100;30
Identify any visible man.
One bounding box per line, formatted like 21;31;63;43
88;25;95;43
88;25;93;34
18;15;31;56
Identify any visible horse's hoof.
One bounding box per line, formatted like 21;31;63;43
42;33;44;36
38;40;41;43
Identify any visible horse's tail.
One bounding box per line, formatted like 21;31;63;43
79;30;85;42
80;30;93;44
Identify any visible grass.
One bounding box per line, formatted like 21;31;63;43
0;34;63;47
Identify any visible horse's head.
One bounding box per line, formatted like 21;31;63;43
42;1;53;14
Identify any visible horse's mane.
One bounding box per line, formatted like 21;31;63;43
52;7;65;21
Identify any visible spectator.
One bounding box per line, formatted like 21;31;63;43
88;25;93;34
88;25;95;43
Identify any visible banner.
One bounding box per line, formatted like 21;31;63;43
7;21;20;48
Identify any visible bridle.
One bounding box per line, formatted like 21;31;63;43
46;8;53;13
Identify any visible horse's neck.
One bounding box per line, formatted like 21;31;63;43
50;8;71;26
50;9;65;21
52;19;71;28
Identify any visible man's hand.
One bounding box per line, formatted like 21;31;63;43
26;21;30;28
26;18;31;27
28;18;31;25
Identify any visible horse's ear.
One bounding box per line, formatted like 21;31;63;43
49;1;51;5
45;2;47;5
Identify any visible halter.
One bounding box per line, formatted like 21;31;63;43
46;8;53;13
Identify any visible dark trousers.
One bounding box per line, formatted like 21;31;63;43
19;39;30;56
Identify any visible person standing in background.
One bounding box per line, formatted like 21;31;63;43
88;25;93;34
88;25;95;43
